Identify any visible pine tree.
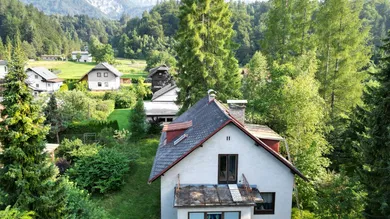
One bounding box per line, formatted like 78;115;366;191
176;0;241;109
129;99;147;139
44;94;64;144
355;32;390;217
0;39;5;60
0;34;66;218
315;0;371;120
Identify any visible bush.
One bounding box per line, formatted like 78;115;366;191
67;148;130;194
57;139;100;162
129;99;147;139
63;179;110;219
62;120;119;135
97;128;117;147
292;208;318;219
0;206;34;219
103;89;137;109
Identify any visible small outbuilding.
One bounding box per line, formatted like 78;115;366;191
148;65;173;93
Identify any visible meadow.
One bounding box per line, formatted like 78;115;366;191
27;59;148;80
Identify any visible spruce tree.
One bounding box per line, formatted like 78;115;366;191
129;99;147;139
356;32;390;217
44;94;63;144
176;0;241;109
0;35;66;218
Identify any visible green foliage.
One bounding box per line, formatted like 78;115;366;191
0;34;66;218
67;148;130;194
145;50;177;71
56;139;100;163
129;99;147;139
103;88;137;109
316;173;365;218
59;84;69;91
61;120;119;135
74;81;88;92
63;178;110;219
135;78;152;99
291;208;318;219
89;36;115;64
0;206;34;219
44;94;64;143
176;0;241;109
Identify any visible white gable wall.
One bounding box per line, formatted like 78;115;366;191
72;54;92;62
26;70;62;93
0;64;8;79
87;70;120;90
160;123;295;219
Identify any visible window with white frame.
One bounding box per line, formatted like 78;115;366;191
35;75;39;79
104;82;108;87
104;72;108;77
97;72;101;77
98;82;102;87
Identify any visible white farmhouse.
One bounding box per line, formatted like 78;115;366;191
71;51;92;62
80;62;122;91
149;92;307;219
26;67;64;96
0;60;8;79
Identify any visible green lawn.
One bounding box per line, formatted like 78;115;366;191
107;109;133;130
27;58;148;80
93;138;161;219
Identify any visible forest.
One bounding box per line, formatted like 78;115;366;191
0;0;390;218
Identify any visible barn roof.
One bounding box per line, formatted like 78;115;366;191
148;96;307;183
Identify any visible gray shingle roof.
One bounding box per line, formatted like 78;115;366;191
91;63;123;77
148;96;307;182
28;67;58;80
148;65;169;78
151;83;178;101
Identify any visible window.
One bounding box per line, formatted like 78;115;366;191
97;72;101;77
218;154;238;184
48;83;51;87
189;212;240;219
254;192;275;214
98;82;102;87
35;75;39;79
36;84;39;88
104;72;108;77
104;82;109;87
167;118;173;122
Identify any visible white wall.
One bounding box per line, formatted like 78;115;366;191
160;124;295;219
178;206;252;219
72;54;92;62
153;88;178;102
87;70;120;90
26;71;62;92
0;64;8;79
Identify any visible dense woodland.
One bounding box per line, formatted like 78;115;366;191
0;0;390;218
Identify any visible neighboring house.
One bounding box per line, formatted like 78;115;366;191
41;55;65;61
145;83;180;123
72;51;92;62
80;62;122;91
26;67;64;95
0;60;8;79
149;92;307;219
148;65;172;93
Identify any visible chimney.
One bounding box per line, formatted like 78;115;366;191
227;100;247;125
208;89;217;102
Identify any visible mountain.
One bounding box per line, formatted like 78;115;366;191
19;0;158;19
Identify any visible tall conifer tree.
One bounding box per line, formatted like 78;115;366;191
0;34;66;218
176;0;241;109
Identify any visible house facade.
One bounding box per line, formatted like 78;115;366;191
80;63;122;91
147;65;172;93
71;51;92;62
149;93;306;219
0;60;8;79
145;83;180;123
41;55;65;61
26;67;64;95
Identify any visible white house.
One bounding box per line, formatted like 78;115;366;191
145;83;180;123
26;67;64;95
71;51;92;62
80;62;122;91
0;60;8;79
149;92;307;219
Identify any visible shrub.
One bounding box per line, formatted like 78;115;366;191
62;120;119;135
0;206;34;219
129;99;147;139
57;139;100;162
97;128;117;147
67;148;130;194
63;179;110;219
291;208;318;219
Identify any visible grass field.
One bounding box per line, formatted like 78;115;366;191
93;138;161;219
27;59;148;80
107;109;133;130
